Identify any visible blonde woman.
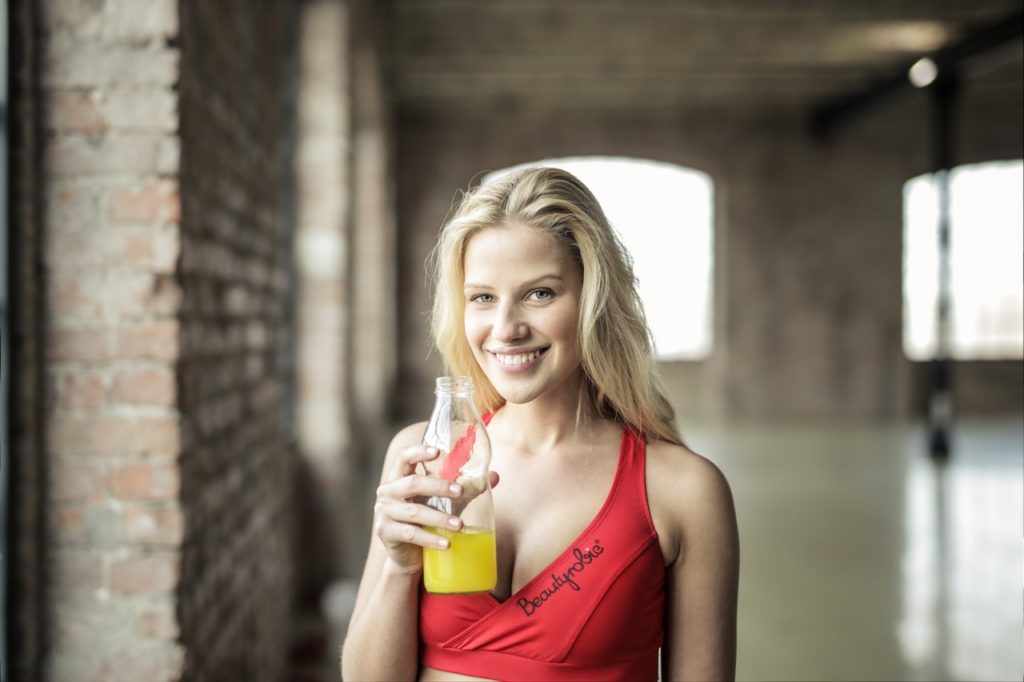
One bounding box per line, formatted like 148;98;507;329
342;167;739;681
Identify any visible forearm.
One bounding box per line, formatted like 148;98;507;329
341;561;422;682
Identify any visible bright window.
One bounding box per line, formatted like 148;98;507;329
903;160;1024;360
484;157;714;360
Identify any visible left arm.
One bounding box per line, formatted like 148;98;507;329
650;444;740;681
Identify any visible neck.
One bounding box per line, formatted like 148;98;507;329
491;372;609;454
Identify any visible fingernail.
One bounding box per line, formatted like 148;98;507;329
447;517;461;529
426;446;438;455
438;538;450;549
449;483;462;495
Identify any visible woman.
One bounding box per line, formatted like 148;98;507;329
342;167;739;681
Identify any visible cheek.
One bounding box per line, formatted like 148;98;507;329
464;311;488;349
544;302;581;348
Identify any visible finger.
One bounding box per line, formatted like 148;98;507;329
392;445;441;479
378;519;452;550
377;500;463;532
377;475;463;502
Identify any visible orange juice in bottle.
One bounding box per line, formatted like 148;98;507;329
422;526;497;594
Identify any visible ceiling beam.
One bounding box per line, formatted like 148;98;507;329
808;8;1023;140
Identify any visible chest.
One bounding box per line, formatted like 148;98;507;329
488;445;621;601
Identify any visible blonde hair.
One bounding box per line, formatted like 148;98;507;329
428;167;682;445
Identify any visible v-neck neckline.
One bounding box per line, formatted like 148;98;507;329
483;425;630;606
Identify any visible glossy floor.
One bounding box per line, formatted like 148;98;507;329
684;417;1023;682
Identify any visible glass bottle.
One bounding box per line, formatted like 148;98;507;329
420;376;497;594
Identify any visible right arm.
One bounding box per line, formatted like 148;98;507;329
341;423;466;682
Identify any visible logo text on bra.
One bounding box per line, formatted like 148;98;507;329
515;540;605;618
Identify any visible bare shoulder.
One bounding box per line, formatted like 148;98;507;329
645;439;737;563
646;439;733;508
390;421;428;451
374;421;429;482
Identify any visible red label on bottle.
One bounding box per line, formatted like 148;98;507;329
441;424;475;481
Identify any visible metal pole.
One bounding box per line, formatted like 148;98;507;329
927;73;958;461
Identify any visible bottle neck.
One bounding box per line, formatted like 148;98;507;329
433;390;479;422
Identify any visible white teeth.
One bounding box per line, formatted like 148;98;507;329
494;350;542;367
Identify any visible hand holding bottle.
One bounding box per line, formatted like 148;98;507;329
373;442;500;575
374;444;467;574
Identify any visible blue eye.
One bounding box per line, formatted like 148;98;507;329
529;289;554;301
470;293;495;304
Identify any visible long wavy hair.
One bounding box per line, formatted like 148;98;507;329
428;166;682;445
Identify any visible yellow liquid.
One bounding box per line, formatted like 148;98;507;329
423;526;497;594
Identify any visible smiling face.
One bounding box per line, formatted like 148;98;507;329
462;222;584;406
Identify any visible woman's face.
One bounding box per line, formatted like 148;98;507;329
463;222;584;406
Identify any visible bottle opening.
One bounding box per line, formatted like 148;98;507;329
436;376;474;395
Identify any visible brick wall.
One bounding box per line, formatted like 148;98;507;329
176;1;297;680
9;1;300;680
32;0;187;679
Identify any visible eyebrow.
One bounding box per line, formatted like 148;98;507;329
463;274;564;290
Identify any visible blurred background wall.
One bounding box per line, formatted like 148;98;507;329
4;1;1021;681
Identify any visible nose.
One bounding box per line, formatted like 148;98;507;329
492;301;527;343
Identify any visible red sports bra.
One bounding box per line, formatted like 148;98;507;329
419;424;665;681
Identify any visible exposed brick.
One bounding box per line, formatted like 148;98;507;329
107;271;182;318
46;272;106;318
103;0;179;44
88;643;185;682
49;504;87;544
48;271;181;320
50;461;108;503
46;181;103;231
31;3;300;681
47;325;116;363
44;87;178;134
135;601;180;640
110;553;179;595
45;91;105;133
102;89;178;132
56;371;108;410
108;181;181;222
49;549;105;593
116;321;180;361
45;227;101;267
108;462;181;500
38;0;105;33
120;505;184;546
44;134;179;176
79;503;125;547
42;43;179;88
49;225;180;272
47;270;181;320
48;414;181;457
111;367;176;407
112;225;180;272
42;0;178;44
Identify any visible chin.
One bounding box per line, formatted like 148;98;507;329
481;377;532;404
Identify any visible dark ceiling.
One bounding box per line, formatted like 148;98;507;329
388;1;1023;119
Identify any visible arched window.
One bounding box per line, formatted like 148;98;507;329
484;157;714;360
903;160;1023;360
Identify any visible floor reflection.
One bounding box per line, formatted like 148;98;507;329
899;424;1023;681
684;417;1023;682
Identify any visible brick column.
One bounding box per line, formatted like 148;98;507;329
21;1;299;680
37;0;187;679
